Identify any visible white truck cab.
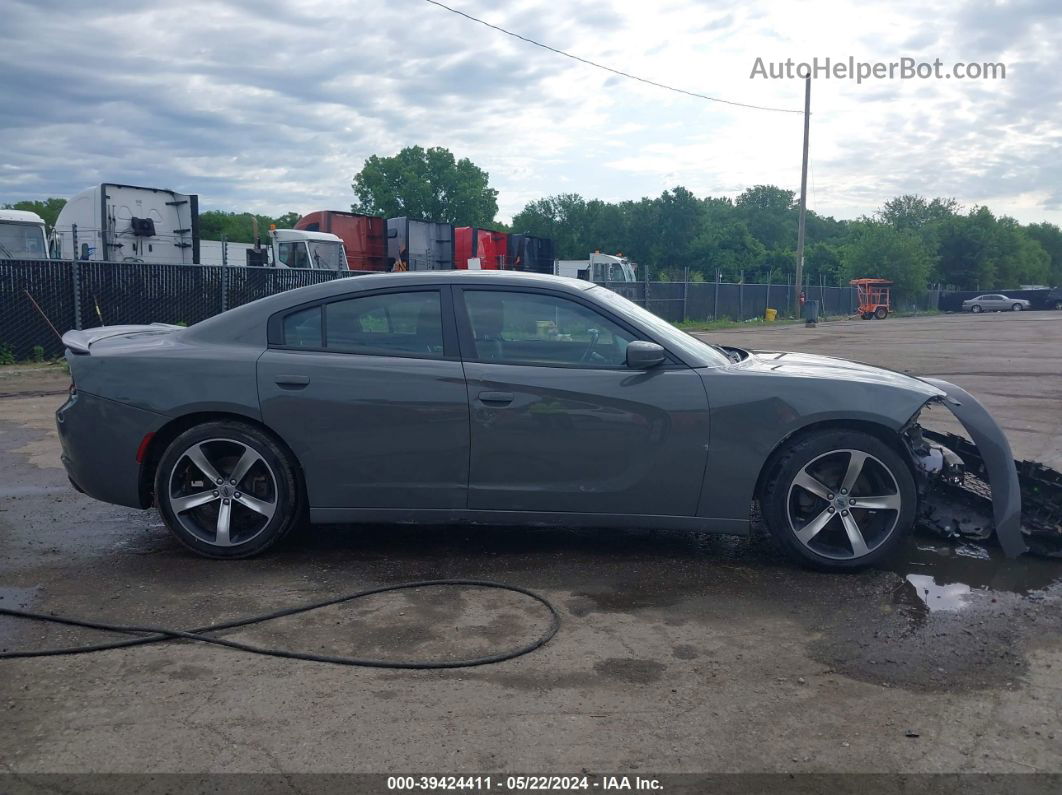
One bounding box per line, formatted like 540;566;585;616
268;228;347;270
555;252;637;283
0;209;49;260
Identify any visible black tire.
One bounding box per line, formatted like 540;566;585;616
874;306;888;319
154;420;302;559
761;429;917;571
970;304;983;313
861;312;873;320
1012;304;1023;312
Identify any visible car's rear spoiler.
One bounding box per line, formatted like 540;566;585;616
61;324;182;355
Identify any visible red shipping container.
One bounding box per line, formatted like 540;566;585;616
295;211;388;271
455;227;508;270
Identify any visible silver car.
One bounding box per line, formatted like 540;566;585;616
962;294;1030;313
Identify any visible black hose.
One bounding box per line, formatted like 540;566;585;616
0;579;560;669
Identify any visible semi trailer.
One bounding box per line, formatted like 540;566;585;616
52;184;346;270
508;233;556;274
455;226;508;269
295;210;387;271
387;216;455;271
52;184;201;264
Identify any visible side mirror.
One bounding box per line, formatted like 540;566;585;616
626;340;666;369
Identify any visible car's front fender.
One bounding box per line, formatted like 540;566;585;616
920;378;1025;557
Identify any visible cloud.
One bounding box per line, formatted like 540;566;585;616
0;0;1060;226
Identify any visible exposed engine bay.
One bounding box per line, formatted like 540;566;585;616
906;406;1062;558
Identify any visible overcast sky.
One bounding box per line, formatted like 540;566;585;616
1;0;1060;224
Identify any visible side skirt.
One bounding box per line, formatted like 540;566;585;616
309;507;749;536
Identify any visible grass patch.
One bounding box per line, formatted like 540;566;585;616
676;316;801;332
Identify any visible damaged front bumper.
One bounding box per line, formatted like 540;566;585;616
906;378;1027;558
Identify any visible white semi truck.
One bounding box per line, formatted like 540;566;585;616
554;252;638;282
0;209;49;259
52;183;346;269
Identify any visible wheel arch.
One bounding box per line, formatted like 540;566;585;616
753;418;912;502
138;411;305;508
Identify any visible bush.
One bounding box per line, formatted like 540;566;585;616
32;345;45;363
0;343;14;366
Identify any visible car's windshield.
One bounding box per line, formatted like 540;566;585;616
308;241;345;270
589;286;732;367
0;222;48;259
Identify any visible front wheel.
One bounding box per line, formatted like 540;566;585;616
761;430;916;570
154;421;302;558
970;304;983;313
874;306;889;319
1012;303;1023;311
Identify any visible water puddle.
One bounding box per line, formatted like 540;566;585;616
889;533;1062;613
904;574;971;612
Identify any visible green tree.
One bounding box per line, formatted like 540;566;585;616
1025;222;1062;285
735;185;797;252
936;207;1049;289
2;198;67;232
352;146;498;227
878;195;958;231
690;220;765;280
198;211;301;243
511;193;591;258
842;221;932;297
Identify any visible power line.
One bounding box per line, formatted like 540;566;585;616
421;0;804;114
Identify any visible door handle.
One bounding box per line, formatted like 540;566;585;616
274;374;310;387
477;391;514;405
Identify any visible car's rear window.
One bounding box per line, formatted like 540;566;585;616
280;291;444;358
282;306;322;348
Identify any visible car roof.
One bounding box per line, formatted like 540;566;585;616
307;269;595;297
184;270;596;344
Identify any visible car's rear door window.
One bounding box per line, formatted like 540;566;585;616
462;290;635;367
325;290;444;357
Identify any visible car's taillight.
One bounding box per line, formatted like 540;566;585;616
68;380;76;397
136;432;155;464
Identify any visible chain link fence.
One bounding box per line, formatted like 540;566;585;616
1;257;957;363
597;279;859;324
0;259;357;361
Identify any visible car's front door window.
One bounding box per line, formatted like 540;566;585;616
463;290;636;367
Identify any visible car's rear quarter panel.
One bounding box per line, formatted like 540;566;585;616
57;390;166;508
63;335;266;508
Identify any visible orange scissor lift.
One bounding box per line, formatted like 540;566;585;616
850;278;893;319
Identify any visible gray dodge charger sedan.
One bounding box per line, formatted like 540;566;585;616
57;271;1024;570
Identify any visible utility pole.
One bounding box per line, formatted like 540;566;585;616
794;75;811;317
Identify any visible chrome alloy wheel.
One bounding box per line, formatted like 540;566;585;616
785;449;903;561
167;438;278;547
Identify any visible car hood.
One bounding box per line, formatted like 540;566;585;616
737;349;946;398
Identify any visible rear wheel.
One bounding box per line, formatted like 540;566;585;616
155;421;301;558
761;429;916;570
861;312;873;320
874;306;889;319
970;304;983;313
